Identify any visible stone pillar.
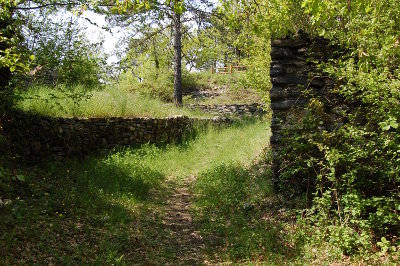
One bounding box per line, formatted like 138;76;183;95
270;36;335;180
270;37;309;151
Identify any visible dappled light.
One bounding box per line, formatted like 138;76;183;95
1;0;399;264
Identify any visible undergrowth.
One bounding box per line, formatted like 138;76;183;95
183;72;263;105
119;69;262;105
193;162;296;263
193;156;399;265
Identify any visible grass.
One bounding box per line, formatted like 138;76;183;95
183;71;244;92
16;71;263;118
16;84;211;118
1;117;396;265
0;119;271;264
132;120;270;179
197;168;311;265
184;87;263;105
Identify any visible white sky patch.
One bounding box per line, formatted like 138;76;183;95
80;11;125;64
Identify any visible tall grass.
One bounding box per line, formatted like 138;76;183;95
193;163;285;262
16;84;210;118
119;70;262;104
182;71;245;91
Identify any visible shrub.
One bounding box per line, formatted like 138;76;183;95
277;89;400;255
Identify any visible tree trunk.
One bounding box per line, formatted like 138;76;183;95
173;12;182;106
152;38;160;70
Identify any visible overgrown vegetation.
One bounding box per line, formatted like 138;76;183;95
21;11;108;88
118;69;254;102
0;120;269;264
283;1;399;257
222;0;400;258
119;68;261;104
1;0;399;263
193;161;400;265
17;71;261;118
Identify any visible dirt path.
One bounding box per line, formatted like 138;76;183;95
161;175;206;265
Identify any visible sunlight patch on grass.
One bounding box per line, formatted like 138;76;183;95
106;120;270;180
193;163;285;262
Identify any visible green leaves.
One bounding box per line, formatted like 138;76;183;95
169;0;185;14
274;0;400;250
111;0;185;15
14;174;26;182
379;116;399;131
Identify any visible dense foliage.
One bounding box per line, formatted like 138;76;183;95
222;0;400;256
0;0;30;113
23;12;108;88
0;0;110;116
290;1;399;254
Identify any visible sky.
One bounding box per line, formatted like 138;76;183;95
80;11;124;64
80;0;219;65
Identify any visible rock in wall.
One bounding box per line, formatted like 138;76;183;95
270;37;309;149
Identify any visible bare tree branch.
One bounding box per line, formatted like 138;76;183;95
10;2;80;10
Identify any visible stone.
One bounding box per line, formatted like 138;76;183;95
310;78;326;87
270;68;282;76
271;100;292;111
271;38;306;48
101;138;107;147
271;76;307;85
30;141;41;154
271;47;294;58
283;65;297;74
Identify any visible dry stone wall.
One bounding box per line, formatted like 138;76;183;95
1;112;231;159
185;103;264;116
270;37;335;150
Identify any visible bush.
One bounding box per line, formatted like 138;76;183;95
277;90;400;255
119;66;174;102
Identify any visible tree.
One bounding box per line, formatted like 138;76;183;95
0;0;31;113
103;0;215;106
1;0;215;109
0;0;87;113
181;12;243;71
22;11;108;87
